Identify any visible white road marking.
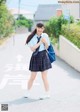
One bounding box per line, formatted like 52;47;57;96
5;63;29;72
1;60;40;90
15;63;28;71
0;74;40;90
5;64;13;72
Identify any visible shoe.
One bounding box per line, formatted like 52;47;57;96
39;95;50;100
39;91;50;100
24;90;30;98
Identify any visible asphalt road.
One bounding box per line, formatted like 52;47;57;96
0;33;80;112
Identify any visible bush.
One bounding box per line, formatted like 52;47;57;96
61;24;80;49
0;0;6;4
77;20;80;26
45;15;74;41
16;14;33;29
45;17;61;39
0;4;14;38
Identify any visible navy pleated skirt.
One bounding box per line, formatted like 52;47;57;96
29;50;52;72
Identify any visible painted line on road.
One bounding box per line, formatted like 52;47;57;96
0;74;40;90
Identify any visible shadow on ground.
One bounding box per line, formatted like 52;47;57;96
0;97;41;105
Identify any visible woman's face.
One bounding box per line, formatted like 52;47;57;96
36;27;44;36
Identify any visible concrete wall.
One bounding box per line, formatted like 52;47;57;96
57;35;80;72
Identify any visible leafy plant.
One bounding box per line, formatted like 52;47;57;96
0;0;6;4
0;4;14;38
45;15;75;45
16;14;33;29
61;24;80;49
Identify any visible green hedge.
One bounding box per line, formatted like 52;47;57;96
16;14;33;29
61;24;80;49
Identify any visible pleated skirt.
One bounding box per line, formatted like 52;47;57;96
29;50;52;72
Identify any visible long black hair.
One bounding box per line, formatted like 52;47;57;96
25;22;44;44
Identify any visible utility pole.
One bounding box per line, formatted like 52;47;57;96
79;0;80;20
18;0;21;17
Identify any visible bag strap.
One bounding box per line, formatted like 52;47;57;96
32;36;41;56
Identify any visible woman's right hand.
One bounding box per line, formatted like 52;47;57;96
30;40;42;52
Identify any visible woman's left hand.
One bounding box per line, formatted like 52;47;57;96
41;37;46;43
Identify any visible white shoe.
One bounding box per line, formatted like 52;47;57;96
39;91;50;100
24;91;30;98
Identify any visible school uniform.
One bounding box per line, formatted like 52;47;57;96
28;33;52;72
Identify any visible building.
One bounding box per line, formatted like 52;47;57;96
34;4;62;25
58;0;80;19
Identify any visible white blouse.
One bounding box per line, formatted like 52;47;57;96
28;33;50;52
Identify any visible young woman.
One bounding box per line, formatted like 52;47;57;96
25;22;52;99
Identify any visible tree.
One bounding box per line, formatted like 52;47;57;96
0;0;6;4
45;15;74;39
0;4;14;38
16;14;33;30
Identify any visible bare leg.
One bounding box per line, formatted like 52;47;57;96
24;72;37;98
27;72;37;90
40;70;50;99
41;70;49;91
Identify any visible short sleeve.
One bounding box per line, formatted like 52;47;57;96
28;39;34;47
27;36;37;47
